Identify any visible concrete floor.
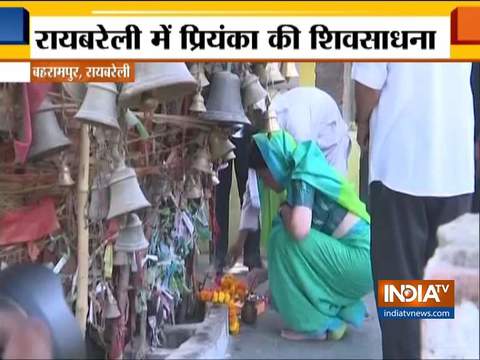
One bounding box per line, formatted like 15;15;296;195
227;292;382;360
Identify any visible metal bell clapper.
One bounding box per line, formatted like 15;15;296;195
27;98;72;161
106;161;151;220
74;82;120;130
115;213;149;252
119;62;197;107
199;71;250;125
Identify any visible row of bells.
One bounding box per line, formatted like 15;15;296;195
27;62;298;162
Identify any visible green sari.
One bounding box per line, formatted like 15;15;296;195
254;130;373;333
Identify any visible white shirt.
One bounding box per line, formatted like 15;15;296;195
239;87;351;230
352;63;475;197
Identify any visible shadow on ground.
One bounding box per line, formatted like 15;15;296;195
227;292;382;360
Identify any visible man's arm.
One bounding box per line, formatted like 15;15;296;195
354;81;380;152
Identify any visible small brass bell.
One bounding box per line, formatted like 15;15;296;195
104;287;121;319
115;213;149;252
107;161;151;220
74;83;120;130
192;149;213;174
189;91;207;113
223;150;236;162
260;63;285;86
184;175;203;199
189;63;209;87
209;133;236;161
58;161;75;187
28;98;72;161
241;71;268;109
281;62;299;79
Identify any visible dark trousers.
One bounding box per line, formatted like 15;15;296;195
214;136;261;270
370;181;472;360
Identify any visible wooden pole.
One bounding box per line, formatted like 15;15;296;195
75;123;90;336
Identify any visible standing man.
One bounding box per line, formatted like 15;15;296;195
353;63;475;359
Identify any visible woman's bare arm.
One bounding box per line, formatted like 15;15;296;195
280;205;312;241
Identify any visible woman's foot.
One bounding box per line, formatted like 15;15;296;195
327;322;348;341
280;329;327;341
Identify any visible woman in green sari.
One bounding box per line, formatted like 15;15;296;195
249;130;373;341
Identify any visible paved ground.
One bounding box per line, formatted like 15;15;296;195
227;291;382;360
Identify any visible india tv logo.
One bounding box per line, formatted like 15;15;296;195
377;280;455;319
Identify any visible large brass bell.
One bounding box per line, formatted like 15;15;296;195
184;175;203;199
115;213;149;252
209;133;236;161
107;162;151;220
199;71;250;125
119;62;197;107
28;98;72;161
75;83;119;130
189;63;209;87
260;63;285;86
241;71;268;109
281;62;299;79
104;287;121;319
191;149;213;174
189;91;207;113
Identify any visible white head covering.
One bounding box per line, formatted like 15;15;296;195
270;87;351;175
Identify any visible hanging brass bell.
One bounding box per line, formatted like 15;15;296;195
189;91;207;113
119;62;197;107
104;287;121;319
281;62;299;79
241;71;268;109
106;162;151;220
62;82;87;103
223;150;236;162
209;133;236;161
74;83;120;130
58;160;75;187
191;149;213;174
260;63;285;86
189;63;209;88
184;175;203;199
199;71;250;125
28;98;72;162
115;213;149;252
